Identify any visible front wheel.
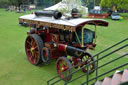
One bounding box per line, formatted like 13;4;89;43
56;57;72;81
80;52;96;74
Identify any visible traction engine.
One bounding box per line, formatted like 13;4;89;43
19;10;109;81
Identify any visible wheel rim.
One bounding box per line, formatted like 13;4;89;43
57;59;70;80
81;54;94;73
25;36;39;64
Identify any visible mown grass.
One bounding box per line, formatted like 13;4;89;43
0;9;128;85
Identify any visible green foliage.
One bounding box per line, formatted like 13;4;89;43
83;0;90;7
0;0;29;7
119;0;128;9
53;0;61;4
100;0;128;10
0;0;8;6
95;0;101;5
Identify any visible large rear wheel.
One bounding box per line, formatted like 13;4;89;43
25;34;43;65
56;57;72;81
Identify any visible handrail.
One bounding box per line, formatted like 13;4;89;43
93;38;128;57
47;38;128;85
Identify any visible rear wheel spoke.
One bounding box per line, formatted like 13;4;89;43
26;48;31;52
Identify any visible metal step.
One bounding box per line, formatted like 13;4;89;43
102;77;111;85
121;69;128;83
94;69;128;85
111;73;122;85
95;80;102;85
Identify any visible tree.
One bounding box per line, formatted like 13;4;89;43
54;0;61;4
95;0;101;5
0;0;9;7
119;0;128;10
83;0;90;7
100;0;128;10
56;0;88;14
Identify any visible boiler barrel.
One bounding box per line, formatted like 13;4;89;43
35;10;62;19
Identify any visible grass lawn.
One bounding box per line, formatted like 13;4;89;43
0;9;127;85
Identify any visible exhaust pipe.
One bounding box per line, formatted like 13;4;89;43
35;10;62;19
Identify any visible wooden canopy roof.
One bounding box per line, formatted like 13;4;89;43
19;14;109;31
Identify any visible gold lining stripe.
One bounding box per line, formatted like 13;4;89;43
81;28;84;47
